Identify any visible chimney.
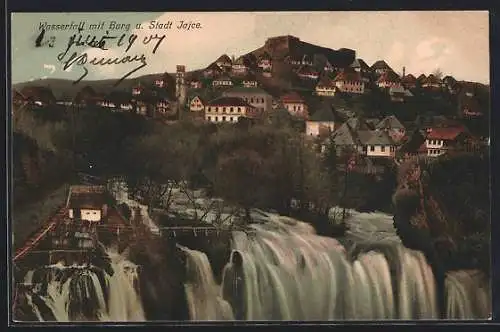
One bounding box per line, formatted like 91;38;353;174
402;66;406;77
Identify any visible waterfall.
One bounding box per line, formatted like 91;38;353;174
15;181;490;321
107;179;160;235
179;245;235;321
16;250;145;322
180;210;490;321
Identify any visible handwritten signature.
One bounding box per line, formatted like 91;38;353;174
38;29;166;87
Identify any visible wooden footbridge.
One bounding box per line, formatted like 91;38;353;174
13;185;256;267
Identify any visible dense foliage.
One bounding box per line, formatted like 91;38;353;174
393;152;490;274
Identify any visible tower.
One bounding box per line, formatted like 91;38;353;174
176;65;187;104
176;65;187;120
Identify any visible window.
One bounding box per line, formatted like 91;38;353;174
238;107;241;113
207;116;211;121
222;116;226;121
230;107;233;113
370;146;375;152
381;146;386;152
215;116;218;122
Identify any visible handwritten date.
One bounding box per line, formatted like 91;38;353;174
56;31;166;87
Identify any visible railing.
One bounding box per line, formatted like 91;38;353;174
13;207;68;262
96;224;256;237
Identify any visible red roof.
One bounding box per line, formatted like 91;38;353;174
281;91;305;103
333;70;362;82
426;127;466;140
316;77;336;88
377;70;401;83
297;67;319;76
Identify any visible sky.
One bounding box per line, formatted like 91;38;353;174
11;11;490;84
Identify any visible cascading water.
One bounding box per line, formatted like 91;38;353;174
182;210;491;321
178;245;234;321
15;180;491;322
15;250;145;322
107;179;160;235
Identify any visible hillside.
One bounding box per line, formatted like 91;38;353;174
250;35;355;66
13;35;355;98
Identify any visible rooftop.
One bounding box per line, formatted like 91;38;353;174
281;91;305;103
66;185;108;210
223;86;270;95
216;54;232;63
309;102;339;122
427;127;467;140
334;70;363;82
371;60;393;71
365;130;395;146
377;70;401;83
376;115;405;130
207;96;254;107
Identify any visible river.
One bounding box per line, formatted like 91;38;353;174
13;180;491;321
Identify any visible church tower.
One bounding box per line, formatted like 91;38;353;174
176;65;187;106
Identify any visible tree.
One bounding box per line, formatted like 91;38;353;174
124;123;201;214
214;148;269;222
432;68;443;80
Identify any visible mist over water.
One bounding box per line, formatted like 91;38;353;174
15;181;491;321
16;250;145;322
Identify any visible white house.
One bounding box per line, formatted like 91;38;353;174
296;66;320;80
365;131;396;158
258;52;272;71
333;70;365;94
120;103;134;111
96;100;116;108
424;127;468;157
204;97;258;123
280;91;309;119
315;77;338;97
212;76;234;88
421;74;443;89
66;185;108;223
232;56;251;75
222;87;273;113
241;73;259;88
215;54;232;70
189;95;205;112
190;80;203;89
377;71;402;89
371;60;393;76
305;103;338;137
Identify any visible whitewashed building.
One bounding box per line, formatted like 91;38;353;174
204;97;258;123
